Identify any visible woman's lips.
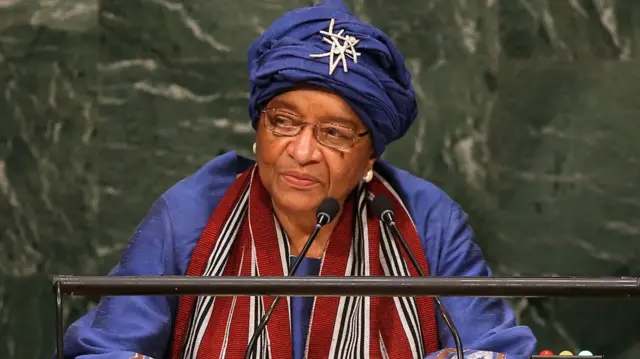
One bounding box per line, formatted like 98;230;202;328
280;171;320;187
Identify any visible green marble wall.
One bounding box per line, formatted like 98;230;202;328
1;0;639;358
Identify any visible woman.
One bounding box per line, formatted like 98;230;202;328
59;1;536;358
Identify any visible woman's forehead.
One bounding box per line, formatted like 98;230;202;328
266;88;365;128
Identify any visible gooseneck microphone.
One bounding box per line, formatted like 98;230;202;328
370;194;465;359
244;197;340;359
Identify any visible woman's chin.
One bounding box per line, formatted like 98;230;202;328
272;190;323;214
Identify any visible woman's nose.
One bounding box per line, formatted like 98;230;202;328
288;125;320;164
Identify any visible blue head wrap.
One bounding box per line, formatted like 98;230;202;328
247;0;417;155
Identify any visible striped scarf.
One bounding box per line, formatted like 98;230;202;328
170;166;439;359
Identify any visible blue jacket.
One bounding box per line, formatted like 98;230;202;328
57;151;536;359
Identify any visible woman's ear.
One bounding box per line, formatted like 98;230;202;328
368;149;377;166
366;155;376;180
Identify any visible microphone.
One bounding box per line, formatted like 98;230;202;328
315;197;340;226
370;194;465;359
244;197;340;359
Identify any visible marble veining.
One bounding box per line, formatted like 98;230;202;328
1;0;639;358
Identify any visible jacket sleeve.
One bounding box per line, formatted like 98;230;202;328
424;203;537;359
55;196;178;359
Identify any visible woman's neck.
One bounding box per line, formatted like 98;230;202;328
272;203;341;258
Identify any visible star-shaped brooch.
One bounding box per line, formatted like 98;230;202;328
310;18;361;75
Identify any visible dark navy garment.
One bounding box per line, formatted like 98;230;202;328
290;256;322;359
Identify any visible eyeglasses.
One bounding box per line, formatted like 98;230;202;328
261;108;369;151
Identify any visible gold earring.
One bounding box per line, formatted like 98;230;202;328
252;142;256;154
364;170;373;183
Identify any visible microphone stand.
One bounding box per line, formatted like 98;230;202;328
244;207;336;359
380;210;466;359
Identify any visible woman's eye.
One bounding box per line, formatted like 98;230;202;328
325;126;349;138
274;116;295;126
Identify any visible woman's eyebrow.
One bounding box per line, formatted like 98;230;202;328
268;99;300;113
322;115;358;128
269;99;360;128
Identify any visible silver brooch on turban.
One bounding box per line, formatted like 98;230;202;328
310;19;361;75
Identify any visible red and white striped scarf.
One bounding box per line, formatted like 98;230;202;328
170;166;439;359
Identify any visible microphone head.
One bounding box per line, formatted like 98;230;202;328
370;194;395;219
316;197;340;223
